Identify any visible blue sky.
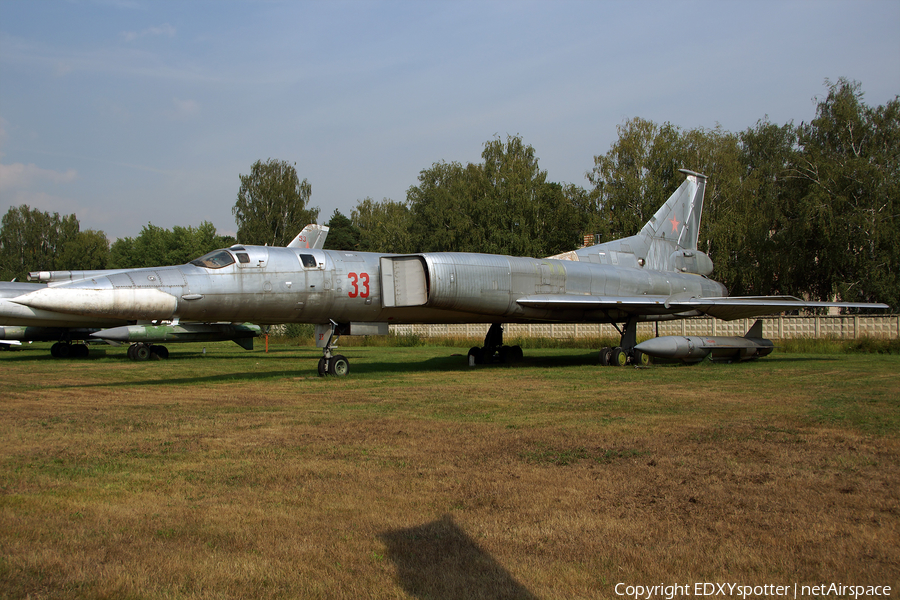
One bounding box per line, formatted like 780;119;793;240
1;0;898;241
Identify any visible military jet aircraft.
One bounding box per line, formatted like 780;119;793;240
0;225;329;358
2;171;889;374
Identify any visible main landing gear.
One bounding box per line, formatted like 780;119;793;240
126;343;169;361
467;323;523;366
597;316;651;367
318;320;349;377
50;341;89;359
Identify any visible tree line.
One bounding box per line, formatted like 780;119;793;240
1;79;896;307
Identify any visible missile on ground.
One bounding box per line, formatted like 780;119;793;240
634;320;774;363
91;323;262;350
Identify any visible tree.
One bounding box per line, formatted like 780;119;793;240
407;160;480;252
233;159;319;247
352;198;414;253
725;118;800;296
323;209;361;250
791;78;899;306
107;221;233;268
405;135;583;256
0;205;88;281
58;230;110;272
587;117;670;242
475;135;575;256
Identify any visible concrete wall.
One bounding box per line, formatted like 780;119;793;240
390;315;900;340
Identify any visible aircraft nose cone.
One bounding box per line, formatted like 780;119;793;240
634;336;681;359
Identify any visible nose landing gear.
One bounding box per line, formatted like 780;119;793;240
318;320;349;377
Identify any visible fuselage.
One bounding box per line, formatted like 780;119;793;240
40;245;727;326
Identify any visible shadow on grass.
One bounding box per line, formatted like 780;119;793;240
379;515;539;600
19;348;841;389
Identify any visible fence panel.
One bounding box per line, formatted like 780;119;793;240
389;315;898;340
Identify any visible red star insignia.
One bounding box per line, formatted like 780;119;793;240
669;216;681;233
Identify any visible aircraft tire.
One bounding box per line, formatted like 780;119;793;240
467;346;484;366
134;344;151;361
50;342;61;358
328;354;350;377
151;345;169;359
634;350;651;366
55;343;71;359
317;357;327;377
510;345;524;362
612;347;628;367
599;346;611;366
127;344;137;360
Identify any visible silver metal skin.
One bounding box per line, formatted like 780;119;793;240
2;171;889;372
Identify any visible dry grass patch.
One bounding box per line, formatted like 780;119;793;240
1;344;898;598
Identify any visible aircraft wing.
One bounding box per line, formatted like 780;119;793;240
517;294;677;313
668;296;891;320
516;294;890;321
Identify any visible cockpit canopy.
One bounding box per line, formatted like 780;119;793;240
190;249;235;269
189;246;259;269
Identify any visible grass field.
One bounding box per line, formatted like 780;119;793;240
1;342;898;599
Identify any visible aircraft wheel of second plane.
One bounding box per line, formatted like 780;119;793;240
132;344;151;361
150;345;169;359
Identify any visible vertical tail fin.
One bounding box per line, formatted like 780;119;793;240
287;224;330;249
639;169;706;252
561;169;712;274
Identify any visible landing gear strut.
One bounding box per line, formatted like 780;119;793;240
467;323;523;366
318;320;349;377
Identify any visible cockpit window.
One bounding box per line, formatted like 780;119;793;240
190;250;235;269
298;254;317;268
236;253;250;264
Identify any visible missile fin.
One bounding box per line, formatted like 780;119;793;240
745;319;764;338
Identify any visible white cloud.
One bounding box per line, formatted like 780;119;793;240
0;163;78;191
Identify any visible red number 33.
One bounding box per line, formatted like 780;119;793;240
348;272;369;298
